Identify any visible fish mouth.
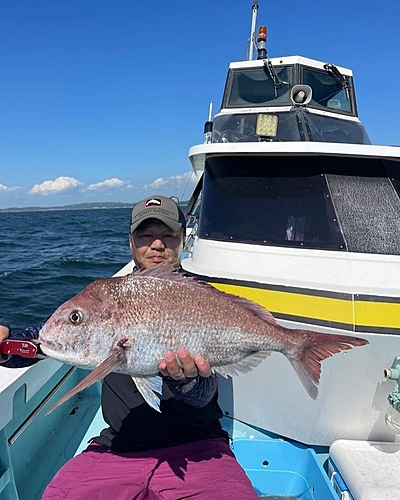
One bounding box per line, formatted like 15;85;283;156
38;338;65;351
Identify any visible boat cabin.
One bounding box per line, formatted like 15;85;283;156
211;56;371;144
183;43;400;456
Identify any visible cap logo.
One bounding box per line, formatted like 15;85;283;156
144;198;163;208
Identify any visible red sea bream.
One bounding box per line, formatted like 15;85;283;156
38;265;369;412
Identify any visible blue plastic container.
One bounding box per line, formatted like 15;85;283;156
232;438;338;500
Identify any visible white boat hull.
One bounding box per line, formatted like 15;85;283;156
183;237;400;446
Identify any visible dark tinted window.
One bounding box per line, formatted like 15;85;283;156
211;111;371;145
226;67;292;107
212;112;302;143
199;156;345;250
199;156;400;255
305;113;371;144
303;67;354;114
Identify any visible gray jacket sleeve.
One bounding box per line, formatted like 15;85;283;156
164;373;219;407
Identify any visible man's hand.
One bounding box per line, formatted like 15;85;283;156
0;325;10;342
0;325;11;363
159;348;211;380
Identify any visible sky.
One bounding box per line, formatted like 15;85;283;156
0;0;399;209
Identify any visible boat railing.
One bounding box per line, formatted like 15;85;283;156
0;359;103;500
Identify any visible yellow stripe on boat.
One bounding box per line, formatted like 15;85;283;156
209;281;400;334
212;282;353;323
354;300;400;329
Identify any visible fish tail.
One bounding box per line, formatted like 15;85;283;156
286;330;368;399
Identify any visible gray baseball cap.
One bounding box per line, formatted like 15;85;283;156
130;195;186;234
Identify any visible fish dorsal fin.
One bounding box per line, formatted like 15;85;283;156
134;265;278;326
226;295;278;326
214;351;271;378
132;375;163;412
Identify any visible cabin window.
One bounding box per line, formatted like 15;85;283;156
225;66;292;107
199;156;345;250
302;67;354;114
211;111;371;144
212;112;303;143
305;114;371;144
199;156;400;255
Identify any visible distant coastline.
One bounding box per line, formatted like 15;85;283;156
0;201;135;213
0;200;188;213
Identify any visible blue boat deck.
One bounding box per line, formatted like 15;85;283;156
0;363;337;500
1;363;102;500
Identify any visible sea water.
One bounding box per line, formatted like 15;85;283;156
0;208;133;328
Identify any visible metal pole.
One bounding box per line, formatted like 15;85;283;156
248;1;259;60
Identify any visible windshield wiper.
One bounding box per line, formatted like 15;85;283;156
323;63;351;100
263;59;282;98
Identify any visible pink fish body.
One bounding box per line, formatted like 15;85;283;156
39;265;368;412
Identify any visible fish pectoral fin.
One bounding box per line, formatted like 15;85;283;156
45;353;121;416
214;351;271;378
133;375;163;413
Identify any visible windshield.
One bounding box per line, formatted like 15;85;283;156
211;110;371;144
303;66;353;114
225;66;292;107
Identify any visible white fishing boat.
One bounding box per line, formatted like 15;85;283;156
1;2;400;499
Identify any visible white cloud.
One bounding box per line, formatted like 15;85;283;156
0;170;199;208
29;176;83;196
149;177;167;189
0;183;20;193
86;178;129;191
144;171;200;190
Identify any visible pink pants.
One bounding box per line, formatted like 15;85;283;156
41;438;259;499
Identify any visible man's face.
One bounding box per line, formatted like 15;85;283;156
129;219;184;269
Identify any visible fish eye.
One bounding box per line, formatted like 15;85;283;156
69;310;83;325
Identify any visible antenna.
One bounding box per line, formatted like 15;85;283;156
208;101;213;122
248;1;259;60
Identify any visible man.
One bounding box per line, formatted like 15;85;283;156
0;195;258;499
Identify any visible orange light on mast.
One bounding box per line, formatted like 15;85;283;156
257;26;267;42
257;26;267;59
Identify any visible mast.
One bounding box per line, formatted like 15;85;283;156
248;1;259;60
